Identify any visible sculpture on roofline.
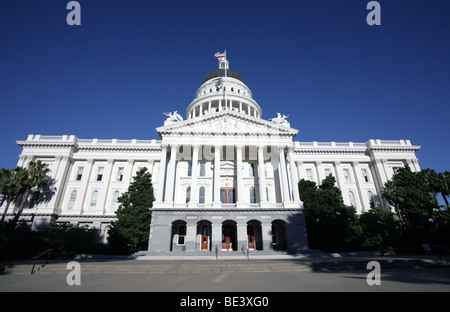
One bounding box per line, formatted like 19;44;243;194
163;111;184;125
270;112;290;127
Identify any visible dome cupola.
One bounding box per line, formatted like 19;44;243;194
186;53;262;119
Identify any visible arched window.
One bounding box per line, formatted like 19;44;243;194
186;186;191;203
68;190;77;211
112;191;120;210
349;191;357;207
249;163;255;177
90;190;98;209
249;187;256;204
199;186;205;204
368;191;374;208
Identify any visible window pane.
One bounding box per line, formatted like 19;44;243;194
200;163;206;177
186;187;191;203
187;162;192;176
199;187;205;204
90;191;98;208
117;167;124;182
221;191;226;203
76;167;84;181
249;187;255;203
249;164;254;177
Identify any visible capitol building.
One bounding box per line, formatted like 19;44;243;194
1;55;421;256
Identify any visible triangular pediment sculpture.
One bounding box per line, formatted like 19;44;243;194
156;110;298;137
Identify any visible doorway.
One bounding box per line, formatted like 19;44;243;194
220;188;235;204
201;225;209;251
222;221;237;251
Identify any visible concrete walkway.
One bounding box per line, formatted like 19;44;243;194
0;256;449;293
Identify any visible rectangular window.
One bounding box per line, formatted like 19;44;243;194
187;162;192;177
343;168;351;183
199;187;205;204
76;167;84;181
324;168;332;177
306;168;313;181
362;169;369;182
200;163;206;177
117;167;124;182
249;187;256;204
97;167;104;181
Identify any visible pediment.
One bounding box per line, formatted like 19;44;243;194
156;110;298;137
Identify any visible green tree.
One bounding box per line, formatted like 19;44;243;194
381;180;405;224
382;165;437;251
359;207;400;254
300;175;362;252
107;168;154;253
12;161;51;226
438;171;449;208
421;168;441;207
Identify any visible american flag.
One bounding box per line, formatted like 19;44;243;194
214;51;226;58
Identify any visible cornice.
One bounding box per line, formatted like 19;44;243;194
151;207;303;213
77;145;161;152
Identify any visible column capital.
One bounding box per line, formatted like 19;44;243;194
160;144;168;151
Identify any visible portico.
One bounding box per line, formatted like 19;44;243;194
146;56;308;255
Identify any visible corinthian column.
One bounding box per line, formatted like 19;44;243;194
236;145;244;205
287;146;301;204
189;145;200;207
164;144;178;203
278;146;291;203
213;145;221;207
155;145;168;203
257;146;267;203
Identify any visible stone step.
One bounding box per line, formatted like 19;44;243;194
2;255;446;275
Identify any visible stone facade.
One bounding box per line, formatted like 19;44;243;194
1;58;421;256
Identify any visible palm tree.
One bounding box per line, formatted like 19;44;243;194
12;160;51;226
381;180;405;224
0;167;26;224
440;171;450;208
421;168;441;207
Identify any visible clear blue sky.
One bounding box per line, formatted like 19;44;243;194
0;0;449;174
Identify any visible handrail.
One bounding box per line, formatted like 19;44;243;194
31;249;53;275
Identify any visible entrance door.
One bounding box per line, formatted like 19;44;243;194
222;224;235;251
201;225;209;251
247;225;255;250
220;188;235;204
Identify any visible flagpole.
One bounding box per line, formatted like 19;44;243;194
224;49;227;109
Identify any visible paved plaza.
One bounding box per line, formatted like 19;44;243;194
1;256;449;292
